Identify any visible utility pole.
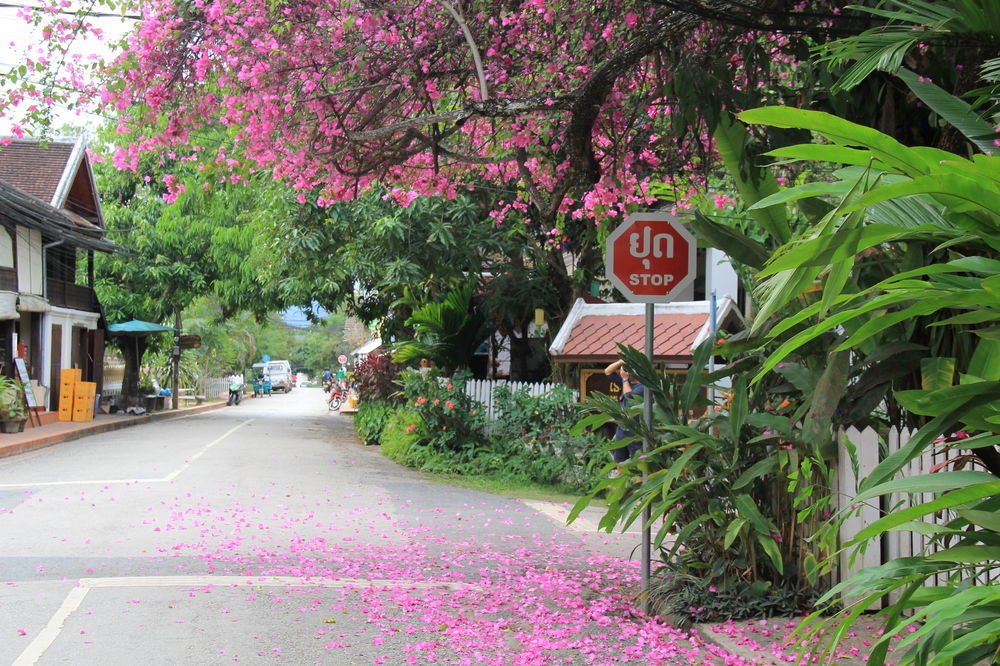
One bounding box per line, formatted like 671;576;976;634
171;309;181;410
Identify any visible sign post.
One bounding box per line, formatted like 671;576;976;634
604;212;696;613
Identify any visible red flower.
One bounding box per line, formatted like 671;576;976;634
445;400;455;410
415;397;427;405
433;399;441;406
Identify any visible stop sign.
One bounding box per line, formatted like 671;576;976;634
605;212;696;303
338;354;347;365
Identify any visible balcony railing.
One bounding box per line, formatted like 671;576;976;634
46;278;97;311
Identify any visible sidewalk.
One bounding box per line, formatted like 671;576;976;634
694;616;901;666
0;400;227;459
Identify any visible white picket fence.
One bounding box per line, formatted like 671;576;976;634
462;378;577;421
836;426;971;589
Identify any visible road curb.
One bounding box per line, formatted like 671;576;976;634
0;401;227;459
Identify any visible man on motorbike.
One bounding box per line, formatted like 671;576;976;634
227;372;244;406
322;368;334;391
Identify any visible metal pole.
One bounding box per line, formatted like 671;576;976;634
642;302;653;613
171;310;181;410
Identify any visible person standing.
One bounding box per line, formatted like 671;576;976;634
604;358;645;464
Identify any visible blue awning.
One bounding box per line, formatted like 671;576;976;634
106;319;175;334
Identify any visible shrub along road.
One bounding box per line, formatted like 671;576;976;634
0;388;757;665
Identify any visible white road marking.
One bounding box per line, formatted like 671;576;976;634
13;585;90;666
521;499;641;535
13;574;481;665
0;419;253;489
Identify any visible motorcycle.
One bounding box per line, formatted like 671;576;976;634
227;381;244;406
327;385;345;411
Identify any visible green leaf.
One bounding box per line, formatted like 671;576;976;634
733;493;776;536
969;339;1000;382
723;517;747;550
728;374;747;441
926;545;1000;563
713;111;790;243
920;357;955;391
732;457;779;490
756;533;784;575
957;508;1000;533
738;107;934;176
689;211;769;269
853;471;999;505
842;174;1000;222
896;68;997;155
851;482;1000;544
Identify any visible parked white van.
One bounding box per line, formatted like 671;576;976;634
266;360;293;393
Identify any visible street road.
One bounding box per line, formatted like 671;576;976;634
0;389;736;665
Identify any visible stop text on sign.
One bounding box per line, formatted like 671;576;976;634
605;212;696;303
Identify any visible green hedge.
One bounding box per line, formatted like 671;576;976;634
355;402;393;445
379;408;427;466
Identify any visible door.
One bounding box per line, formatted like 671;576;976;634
49;324;62;412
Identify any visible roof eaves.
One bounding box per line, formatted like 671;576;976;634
50;136;86;209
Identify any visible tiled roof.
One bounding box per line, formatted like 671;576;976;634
0;140;75;203
550;298;740;364
559;313;707;361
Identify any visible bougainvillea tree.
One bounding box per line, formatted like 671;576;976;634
99;2;857;304
5;1;871;320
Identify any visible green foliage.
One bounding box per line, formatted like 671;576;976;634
379;408;426;467
353;352;403;404
819;0;1000;116
397;370;488;459
649;571;818;629
382;374;603;494
354;402;394;446
489;383;606;491
392;280;488;375
0;376;27;422
570;343;836;615
258;189;566;345
736;100;1000;664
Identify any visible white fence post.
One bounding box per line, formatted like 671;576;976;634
461;379;578;421
838;427;883;586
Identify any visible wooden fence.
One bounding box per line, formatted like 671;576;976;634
462;378;577;421
836;426;958;587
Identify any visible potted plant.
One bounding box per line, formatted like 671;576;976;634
0;376;28;433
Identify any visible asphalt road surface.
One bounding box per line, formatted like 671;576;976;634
0;388;740;665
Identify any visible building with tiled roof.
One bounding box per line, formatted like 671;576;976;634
550;296;742;399
0;137;117;423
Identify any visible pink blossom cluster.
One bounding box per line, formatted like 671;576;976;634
87;0;804;228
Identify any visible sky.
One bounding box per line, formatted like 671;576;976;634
0;3;135;133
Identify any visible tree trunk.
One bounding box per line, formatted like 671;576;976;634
118;336;149;407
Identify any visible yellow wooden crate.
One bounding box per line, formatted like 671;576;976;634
60;368;81;387
58;394;75;421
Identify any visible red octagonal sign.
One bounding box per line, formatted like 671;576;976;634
605;212;696;303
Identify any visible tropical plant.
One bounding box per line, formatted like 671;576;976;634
731;104;1000;664
354;403;394;447
488;383;606;492
397;370;488;460
392;281;488;375
353;353;403;404
379;408;427;467
569;343;836;621
0;376;27;422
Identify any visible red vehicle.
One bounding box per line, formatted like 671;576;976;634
291;372;298;387
327;385;345;411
